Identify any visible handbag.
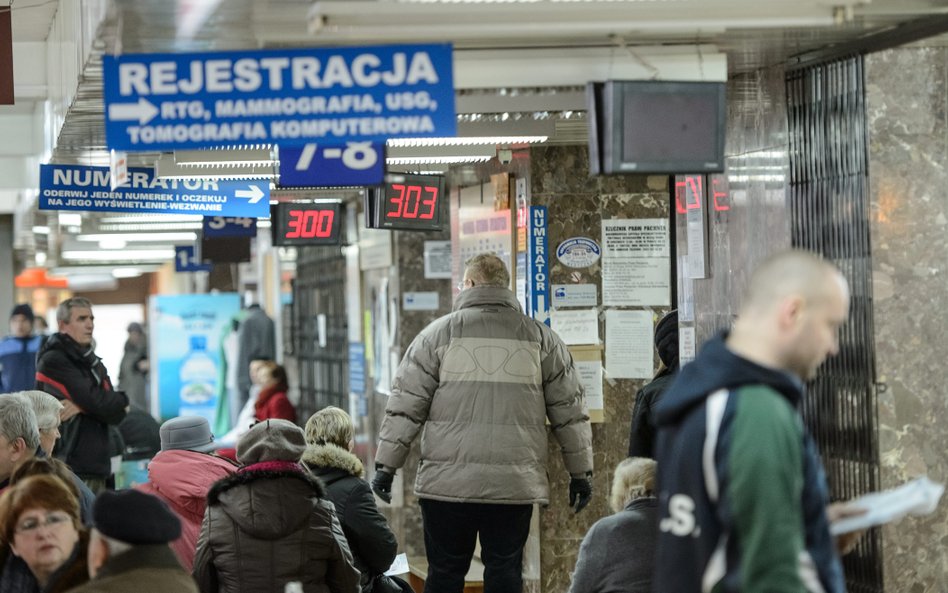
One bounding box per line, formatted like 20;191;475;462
366;573;413;593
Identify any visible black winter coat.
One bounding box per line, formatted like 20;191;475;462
35;333;128;478
193;462;360;593
627;370;675;459
302;444;398;591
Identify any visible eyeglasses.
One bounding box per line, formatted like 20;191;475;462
39;425;60;434
456;279;473;291
15;512;72;535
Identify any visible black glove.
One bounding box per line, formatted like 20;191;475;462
569;473;593;514
371;465;395;503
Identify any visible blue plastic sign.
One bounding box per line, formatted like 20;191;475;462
103;44;456;151
174;246;211;272
202;216;257;238
279;141;385;187
39;164;270;217
348;343;366;395
528;206;550;326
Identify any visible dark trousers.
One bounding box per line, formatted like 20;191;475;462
419;498;533;593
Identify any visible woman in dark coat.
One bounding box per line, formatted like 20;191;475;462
569;457;658;593
303;407;398;592
193;419;360;593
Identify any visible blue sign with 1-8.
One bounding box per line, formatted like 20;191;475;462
279;141;385;188
174;246;211;272
39;164;270;217
103;43;455;152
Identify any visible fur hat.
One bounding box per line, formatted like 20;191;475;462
93;490;181;545
237;419;306;465
654;309;679;369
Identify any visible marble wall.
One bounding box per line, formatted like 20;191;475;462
678;65;792;345
530;145;670;593
866;46;948;592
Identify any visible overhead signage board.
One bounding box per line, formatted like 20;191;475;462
202;216;257;238
279;141;385;188
39;164;270;217
174;246;211;272
103;43;456;151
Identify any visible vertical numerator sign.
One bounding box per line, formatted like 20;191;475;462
103;44;456;151
528;206;550;326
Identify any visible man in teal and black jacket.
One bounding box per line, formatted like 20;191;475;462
654;251;859;593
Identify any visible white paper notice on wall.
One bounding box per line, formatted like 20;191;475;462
677;255;695;323
575;359;604;411
604;309;654;379
601;218;671;307
423;241;452;279
680;326;696;365
551;308;600;345
317;314;328;348
552;284;598;308
403;292;440;311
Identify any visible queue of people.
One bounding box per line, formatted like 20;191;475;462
0;248;868;593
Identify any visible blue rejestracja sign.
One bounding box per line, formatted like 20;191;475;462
39;164;270;217
103;43;456;151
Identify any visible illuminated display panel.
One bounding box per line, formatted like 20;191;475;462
370;173;445;232
271;202;343;246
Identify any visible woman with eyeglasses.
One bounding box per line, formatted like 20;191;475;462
0;474;90;593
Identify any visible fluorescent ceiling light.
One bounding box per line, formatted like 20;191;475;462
98;223;204;232
76;233;199;243
174;148;277;167
99;239;127;250
58;213;82;227
99;214;203;224
61;249;176;262
155;154;278;180
387;136;547;147
387;156;492;165
112;268;144;279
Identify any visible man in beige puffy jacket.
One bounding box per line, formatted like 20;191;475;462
372;253;593;593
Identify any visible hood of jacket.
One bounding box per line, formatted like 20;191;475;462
301;444;364;478
145;450;237;521
39;332;99;369
452;286;522;313
653;331;804;428
207;464;327;540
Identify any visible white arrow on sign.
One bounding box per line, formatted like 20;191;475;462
108;98;159;125
535;294;550;324
234;185;266;204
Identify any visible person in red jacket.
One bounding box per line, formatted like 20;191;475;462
253;362;296;423
137;416;237;572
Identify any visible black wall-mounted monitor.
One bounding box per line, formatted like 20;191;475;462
587;80;726;175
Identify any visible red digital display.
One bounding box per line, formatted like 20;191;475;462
369;173;445;231
271;202;343;246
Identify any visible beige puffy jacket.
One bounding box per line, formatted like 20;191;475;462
376;286;593;505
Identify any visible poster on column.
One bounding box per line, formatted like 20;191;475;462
601;218;670;306
604;309;654;379
149;293;241;424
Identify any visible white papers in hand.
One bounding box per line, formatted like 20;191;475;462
829;476;945;535
385;553;409;576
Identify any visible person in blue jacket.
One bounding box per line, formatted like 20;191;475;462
0;304;44;394
653;250;864;593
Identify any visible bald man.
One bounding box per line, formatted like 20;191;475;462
653;251;851;593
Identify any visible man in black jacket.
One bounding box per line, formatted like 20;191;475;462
35;297;128;493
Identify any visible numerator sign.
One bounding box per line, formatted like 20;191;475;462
386;183;438;220
271;202;343;246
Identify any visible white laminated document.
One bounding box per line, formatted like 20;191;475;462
385;553;409;576
829;476;944;535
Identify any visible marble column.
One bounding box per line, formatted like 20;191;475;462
866;46;948;592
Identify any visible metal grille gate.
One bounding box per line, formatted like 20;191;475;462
291;245;348;421
786;55;883;593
